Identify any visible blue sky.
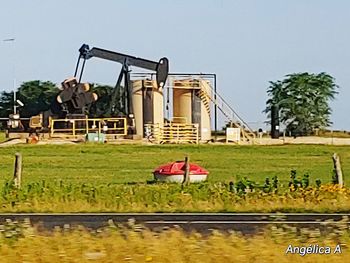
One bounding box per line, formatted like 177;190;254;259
1;0;349;130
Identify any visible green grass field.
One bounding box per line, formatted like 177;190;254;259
0;144;349;186
0;144;350;212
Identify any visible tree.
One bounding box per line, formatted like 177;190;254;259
264;72;338;135
0;80;59;118
89;84;114;117
0;91;14;118
0;80;116;119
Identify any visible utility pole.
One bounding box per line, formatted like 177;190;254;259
13;79;17;114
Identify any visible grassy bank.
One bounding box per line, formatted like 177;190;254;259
0;221;348;262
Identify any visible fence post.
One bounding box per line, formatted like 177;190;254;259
182;156;190;185
50;119;54;137
86;118;89;134
14;152;22;189
332;153;344;187
72;120;76;137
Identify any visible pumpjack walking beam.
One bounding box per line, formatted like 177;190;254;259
74;44;169;117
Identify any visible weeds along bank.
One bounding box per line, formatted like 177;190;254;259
1;181;350;212
0;220;349;263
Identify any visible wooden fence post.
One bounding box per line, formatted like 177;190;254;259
182;156;190;185
14;152;22;188
332;153;343;187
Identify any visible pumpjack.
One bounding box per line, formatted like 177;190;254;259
74;44;168;118
9;44;168;136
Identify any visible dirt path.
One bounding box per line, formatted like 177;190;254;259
1;136;350;147
253;136;350;145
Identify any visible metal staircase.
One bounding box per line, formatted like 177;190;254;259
198;79;255;142
196;89;211;116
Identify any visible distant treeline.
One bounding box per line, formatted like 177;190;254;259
0;80;114;118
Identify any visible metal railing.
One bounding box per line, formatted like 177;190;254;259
145;123;199;144
50;118;127;138
198;79;256;141
170;117;188;124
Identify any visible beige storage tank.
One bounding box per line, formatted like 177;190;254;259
131;80;164;137
172;78;212;141
173;88;192;124
132;80;144;137
199;79;212;141
152;81;164;126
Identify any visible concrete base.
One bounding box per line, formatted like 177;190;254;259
125;134;143;140
154;173;208;183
